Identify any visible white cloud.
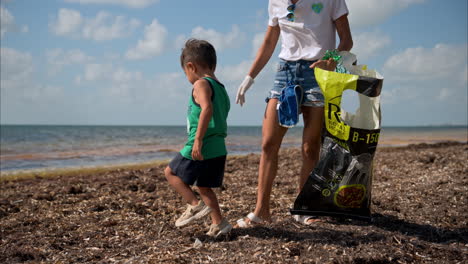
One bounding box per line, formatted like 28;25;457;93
50;9;140;41
347;0;425;27
152;72;186;99
78;63;142;86
82;63;113;82
107;68;143;98
460;65;468;86
381;43;467;115
178;25;245;52
51;8;83;36
0;47;64;121
0;6;29;37
22;85;64;102
82;11;140;41
216;58;279;125
73;63;147;104
174;34;186;50
437;87;451;101
92;71;188;124
0;6;14;36
383;43;467;81
75;63;185;107
251;32;264;57
218;60;253;83
46;48;94;75
64;0;159;8
112;68;143;83
122;71;187;106
380;84;416;105
125;19;167;60
352;31;391;61
21;25;29;33
0;47;34;90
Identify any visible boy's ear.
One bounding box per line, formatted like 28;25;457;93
186;62;196;72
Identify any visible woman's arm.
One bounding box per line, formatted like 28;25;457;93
310;14;353;70
248;25;281;79
236;25;280;106
335;14;353;51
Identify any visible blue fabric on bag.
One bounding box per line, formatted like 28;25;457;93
277;83;303;128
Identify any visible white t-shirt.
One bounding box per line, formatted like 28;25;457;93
268;0;349;61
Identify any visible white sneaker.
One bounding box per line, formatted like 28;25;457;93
175;200;212;227
206;219;232;237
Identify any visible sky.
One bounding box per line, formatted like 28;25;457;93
1;0;467;126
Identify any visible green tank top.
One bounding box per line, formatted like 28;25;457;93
180;77;230;160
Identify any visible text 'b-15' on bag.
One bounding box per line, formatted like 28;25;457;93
291;54;384;221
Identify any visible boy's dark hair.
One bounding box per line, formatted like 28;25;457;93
180;39;217;70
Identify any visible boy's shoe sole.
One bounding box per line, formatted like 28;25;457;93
175;206;212;227
213;224;232;238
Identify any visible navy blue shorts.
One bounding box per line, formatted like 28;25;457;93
168;153;226;188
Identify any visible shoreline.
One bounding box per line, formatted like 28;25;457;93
1;125;466;177
1;140;466;182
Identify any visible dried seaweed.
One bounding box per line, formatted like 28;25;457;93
1;142;467;263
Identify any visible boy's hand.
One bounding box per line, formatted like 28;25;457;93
192;139;204;160
310;58;337;71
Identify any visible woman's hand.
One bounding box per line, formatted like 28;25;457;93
310;58;337;71
236;76;254;106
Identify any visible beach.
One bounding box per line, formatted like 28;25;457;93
1;141;467;263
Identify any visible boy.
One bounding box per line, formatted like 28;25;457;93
164;39;232;237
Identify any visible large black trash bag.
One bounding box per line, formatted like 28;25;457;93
291;61;384;221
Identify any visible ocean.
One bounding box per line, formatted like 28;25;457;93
1;125;466;175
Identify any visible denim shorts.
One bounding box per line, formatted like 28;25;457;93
266;59;324;107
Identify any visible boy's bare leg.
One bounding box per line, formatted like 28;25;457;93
253;99;288;221
299;106;324;191
164;166;198;206
198;187;222;224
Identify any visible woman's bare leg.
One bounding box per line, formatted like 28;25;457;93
252;99;288;221
299;106;324;191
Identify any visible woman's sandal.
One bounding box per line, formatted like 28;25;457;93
236;212;265;228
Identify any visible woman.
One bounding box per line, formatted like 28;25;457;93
236;0;353;226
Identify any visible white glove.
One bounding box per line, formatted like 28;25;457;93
236;75;254;106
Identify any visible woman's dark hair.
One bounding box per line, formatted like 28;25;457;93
180;38;217;70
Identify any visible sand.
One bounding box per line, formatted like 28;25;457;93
1;141;467;263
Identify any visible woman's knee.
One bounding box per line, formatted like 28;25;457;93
302;140;320;159
261;138;282;154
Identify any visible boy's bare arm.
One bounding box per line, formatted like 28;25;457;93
192;79;213;160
